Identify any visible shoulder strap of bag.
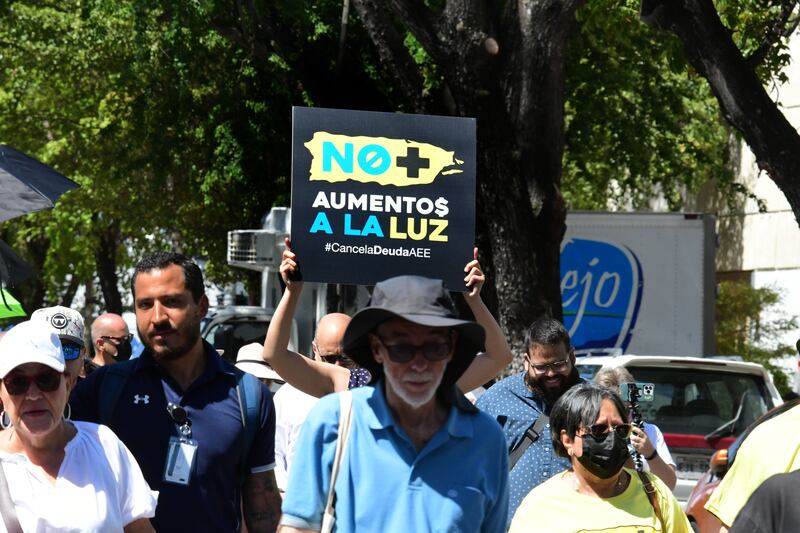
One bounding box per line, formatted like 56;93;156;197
236;371;262;483
320;391;354;533
99;360;137;425
636;470;664;529
0;463;23;533
508;414;549;471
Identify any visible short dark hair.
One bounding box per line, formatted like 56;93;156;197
549;382;628;458
131;252;205;302
523;318;571;354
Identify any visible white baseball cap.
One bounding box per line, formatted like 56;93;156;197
235;343;282;382
0;320;66;378
30;306;85;355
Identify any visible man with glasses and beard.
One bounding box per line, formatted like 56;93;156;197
70;252;282;532
83;313;133;376
477;318;583;528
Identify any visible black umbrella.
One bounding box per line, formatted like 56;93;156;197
0;144;79;223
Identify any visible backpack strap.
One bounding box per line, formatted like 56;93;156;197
236;371;262;482
636;470;664;529
508;415;549;471
99;360;137;425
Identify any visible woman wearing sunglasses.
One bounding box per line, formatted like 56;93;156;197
509;382;690;533
0;321;156;532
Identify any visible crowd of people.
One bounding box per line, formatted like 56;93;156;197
0;243;796;532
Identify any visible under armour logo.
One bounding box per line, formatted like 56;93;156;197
133;394;150;405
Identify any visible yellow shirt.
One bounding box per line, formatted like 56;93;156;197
705;403;800;527
509;468;691;533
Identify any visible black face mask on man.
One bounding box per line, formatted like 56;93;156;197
577;430;629;479
115;339;133;362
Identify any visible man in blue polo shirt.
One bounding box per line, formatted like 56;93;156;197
280;276;509;533
477;318;582;528
71;252;281;532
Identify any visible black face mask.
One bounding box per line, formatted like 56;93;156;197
577;430;629;479
115;339;132;362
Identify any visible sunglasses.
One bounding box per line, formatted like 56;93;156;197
580;423;633;442
61;343;82;361
375;335;452;363
101;334;134;345
529;358;570;375
3;368;63;396
318;353;344;365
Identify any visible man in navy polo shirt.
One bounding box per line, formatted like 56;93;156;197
71;252;281;532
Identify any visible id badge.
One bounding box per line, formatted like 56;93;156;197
163;436;198;485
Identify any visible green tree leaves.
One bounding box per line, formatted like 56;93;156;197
716;280;799;394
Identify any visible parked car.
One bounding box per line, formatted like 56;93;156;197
201;305;298;364
576;355;783;505
684;397;800;532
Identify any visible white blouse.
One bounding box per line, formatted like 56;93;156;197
0;421;157;532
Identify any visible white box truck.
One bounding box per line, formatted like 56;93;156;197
561;212;716;356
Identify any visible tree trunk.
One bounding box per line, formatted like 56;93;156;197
440;0;580;359
641;0;800;225
95;222;123;314
214;0;584;362
60;275;80;307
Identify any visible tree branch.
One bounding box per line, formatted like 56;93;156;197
746;0;799;68
351;0;428;110
388;0;444;63
641;0;800;223
336;0;351;75
211;23;272;62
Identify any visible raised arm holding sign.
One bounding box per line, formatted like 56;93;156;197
261;239;512;398
260;238;351;399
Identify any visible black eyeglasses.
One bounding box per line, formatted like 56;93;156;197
580;423;632;442
3;369;63;396
101;334;133;345
374;335;452;363
529;359;570;375
318;353;344;365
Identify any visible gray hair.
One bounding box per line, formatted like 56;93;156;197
594;367;635;394
549;382;629;458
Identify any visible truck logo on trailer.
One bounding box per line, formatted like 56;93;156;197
560;238;643;352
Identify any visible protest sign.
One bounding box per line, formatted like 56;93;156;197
290;107;476;290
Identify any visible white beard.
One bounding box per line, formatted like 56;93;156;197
383;367;444;409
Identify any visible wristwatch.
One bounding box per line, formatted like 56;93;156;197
644;449;658;461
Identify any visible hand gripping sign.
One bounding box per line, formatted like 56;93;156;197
290;107;476;290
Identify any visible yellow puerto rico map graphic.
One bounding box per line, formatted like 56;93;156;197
304;132;463;187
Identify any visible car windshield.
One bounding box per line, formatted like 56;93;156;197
577;364;602;382
625;366;772;437
203;320;269;363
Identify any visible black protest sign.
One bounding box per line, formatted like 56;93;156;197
290;107;476;290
